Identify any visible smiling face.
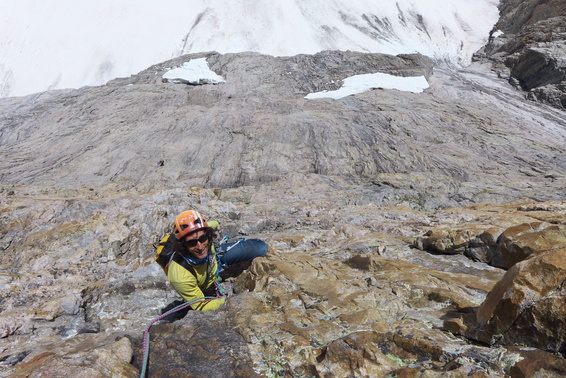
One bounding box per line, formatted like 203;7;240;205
183;229;210;260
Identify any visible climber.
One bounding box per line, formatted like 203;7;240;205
165;209;268;311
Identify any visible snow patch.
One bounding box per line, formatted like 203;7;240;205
306;73;429;99
162;58;225;85
492;30;504;38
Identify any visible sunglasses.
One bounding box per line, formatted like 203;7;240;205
184;234;209;247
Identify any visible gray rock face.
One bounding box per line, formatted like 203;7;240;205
479;0;566;108
508;46;566;91
1;52;564;204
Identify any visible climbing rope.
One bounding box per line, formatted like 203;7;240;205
139;296;216;378
214;280;233;297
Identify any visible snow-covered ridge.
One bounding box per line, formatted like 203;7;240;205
0;0;499;98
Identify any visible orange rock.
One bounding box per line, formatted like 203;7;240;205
497;222;566;269
473;248;566;352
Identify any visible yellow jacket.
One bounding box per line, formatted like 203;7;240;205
167;256;225;310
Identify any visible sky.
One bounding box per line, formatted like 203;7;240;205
0;0;500;98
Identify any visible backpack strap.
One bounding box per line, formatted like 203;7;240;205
171;252;198;278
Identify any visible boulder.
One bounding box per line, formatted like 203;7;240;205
413;226;502;264
455;248;566;354
507;45;566;91
495;222;566;269
131;307;260;377
506;346;566;377
5;335;137;377
414;219;566;269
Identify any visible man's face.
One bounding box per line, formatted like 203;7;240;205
184;229;210;259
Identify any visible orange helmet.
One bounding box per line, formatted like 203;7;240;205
174;210;209;240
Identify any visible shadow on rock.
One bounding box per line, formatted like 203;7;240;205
132;301;260;377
